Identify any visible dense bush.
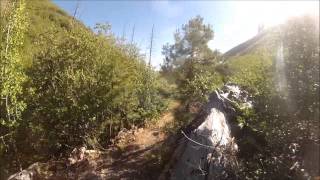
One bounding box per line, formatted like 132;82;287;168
225;15;319;179
0;0;167;176
226;52;273;96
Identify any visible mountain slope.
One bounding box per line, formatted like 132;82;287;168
23;0;89;64
223;27;280;60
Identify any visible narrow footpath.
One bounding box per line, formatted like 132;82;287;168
97;100;181;180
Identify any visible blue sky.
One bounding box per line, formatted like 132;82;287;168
53;0;319;69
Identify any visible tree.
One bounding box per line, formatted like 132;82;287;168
283;15;319;122
161;16;222;102
162;15;214;71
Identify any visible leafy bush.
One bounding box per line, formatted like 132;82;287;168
181;68;223;102
226;52;273;96
0;0;167;176
226;15;319;179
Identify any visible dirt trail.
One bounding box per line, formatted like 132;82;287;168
98;100;180;180
6;101;180;180
6;101;181;180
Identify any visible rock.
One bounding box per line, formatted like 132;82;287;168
8;163;44;180
163;84;251;180
68;147;87;165
7;147;104;180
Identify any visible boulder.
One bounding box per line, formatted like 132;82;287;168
163;84;251;180
7;163;44;180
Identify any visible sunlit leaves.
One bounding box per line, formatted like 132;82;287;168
0;0;28;128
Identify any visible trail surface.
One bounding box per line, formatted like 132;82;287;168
7;101;180;180
98;100;180;180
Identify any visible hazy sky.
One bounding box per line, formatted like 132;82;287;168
53;0;319;69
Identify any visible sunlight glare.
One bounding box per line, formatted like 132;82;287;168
236;1;319;27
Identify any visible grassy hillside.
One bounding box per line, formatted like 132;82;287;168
0;0;168;177
24;0;88;64
223;26;282;59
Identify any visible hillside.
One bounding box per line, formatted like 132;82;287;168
24;0;91;63
223;27;281;60
223;31;267;58
1;0;168;178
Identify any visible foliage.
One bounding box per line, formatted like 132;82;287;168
226;52;274;96
24;21;166;155
225;15;319;179
0;1;318;178
161;16;223;102
0;0;28;128
181;67;223;102
283;15;319;124
0;0;28;174
0;0;167;176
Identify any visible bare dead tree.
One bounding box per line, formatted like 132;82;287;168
129;24;136;57
122;23;127;41
73;0;80;20
71;0;80;27
130;24;135;45
77;5;85;20
148;24;154;67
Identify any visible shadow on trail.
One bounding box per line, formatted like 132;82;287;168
100;141;166;180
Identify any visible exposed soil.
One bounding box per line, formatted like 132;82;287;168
8;101;181;180
98;100;180;180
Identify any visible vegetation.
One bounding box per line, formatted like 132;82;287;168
161;16;223;103
1;0;28;173
0;0;318;179
161;14;319;179
221;15;319;180
0;0;167;177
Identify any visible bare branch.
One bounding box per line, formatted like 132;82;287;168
73;0;80;20
149;24;154;66
130;24;135;45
